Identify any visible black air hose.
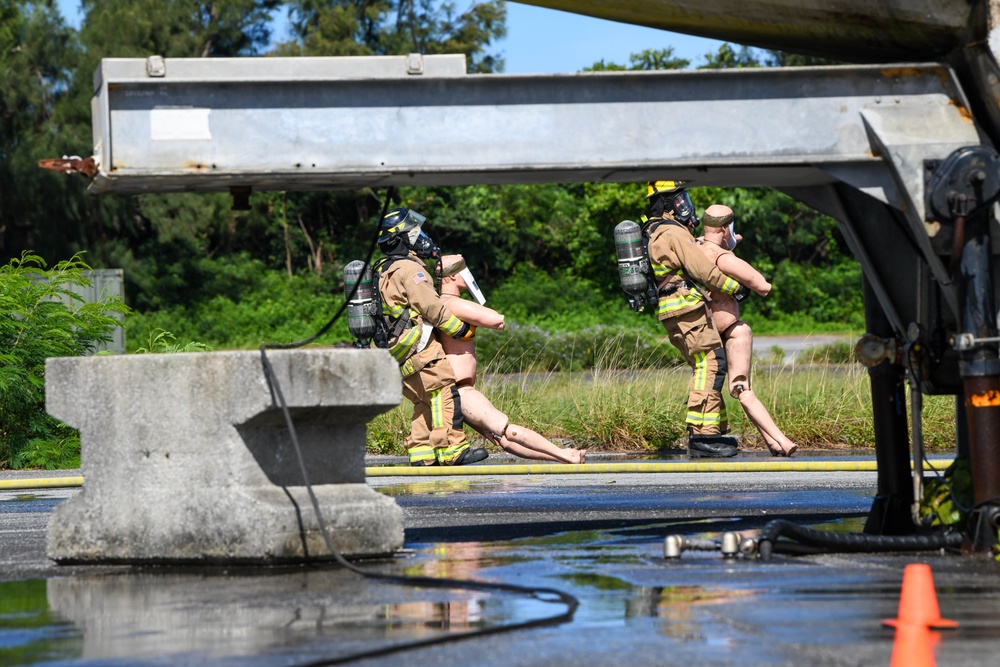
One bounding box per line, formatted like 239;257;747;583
757;520;963;561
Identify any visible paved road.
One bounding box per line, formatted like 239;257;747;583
753;334;853;364
3;460;999;667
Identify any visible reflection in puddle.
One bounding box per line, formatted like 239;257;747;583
0;516;883;664
0;579;82;665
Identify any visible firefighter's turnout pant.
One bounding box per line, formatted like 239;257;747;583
662;308;729;436
400;338;471;466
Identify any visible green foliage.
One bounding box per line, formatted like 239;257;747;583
474;322;681;374
79;0;279;59
11;435;81;470
124;254;349;350
132;329;212;354
585;46;689;72
698;43;762;69
278;0;506;73
0;252;127;469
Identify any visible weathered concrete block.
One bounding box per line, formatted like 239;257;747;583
45;349;404;562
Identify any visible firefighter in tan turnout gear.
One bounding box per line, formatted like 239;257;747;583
622;181;749;457
374;207;488;467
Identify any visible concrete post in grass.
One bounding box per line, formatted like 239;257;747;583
45;348;404;562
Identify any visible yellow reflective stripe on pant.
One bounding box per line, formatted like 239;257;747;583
408;444;437;464
692;351;708;391
686;402;729;427
429;388;445;430
436;441;470;465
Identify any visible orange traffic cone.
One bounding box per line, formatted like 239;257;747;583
882;563;959;629
889;623;938;667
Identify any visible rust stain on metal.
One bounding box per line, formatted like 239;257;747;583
879;67;926;79
969;390;1000;408
38;156;98;177
182;162;212;172
948;99;974;123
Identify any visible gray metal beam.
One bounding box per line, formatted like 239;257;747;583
89;58;976;199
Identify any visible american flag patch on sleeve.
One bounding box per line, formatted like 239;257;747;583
412;272;427;284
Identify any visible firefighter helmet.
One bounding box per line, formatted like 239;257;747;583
378;208;426;248
646;180;698;227
646;180;685;199
377;207;440;259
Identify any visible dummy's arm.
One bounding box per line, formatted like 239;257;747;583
715;253;770;297
441;295;505;329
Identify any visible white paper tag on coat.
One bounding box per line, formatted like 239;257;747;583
459;267;486;305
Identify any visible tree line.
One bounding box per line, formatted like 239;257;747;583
1;0;863;350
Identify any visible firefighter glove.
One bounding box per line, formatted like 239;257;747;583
453;323;476;341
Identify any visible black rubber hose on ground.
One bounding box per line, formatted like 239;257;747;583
757;519;963;561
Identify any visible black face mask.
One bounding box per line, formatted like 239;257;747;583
412;231;441;260
671;191;698;227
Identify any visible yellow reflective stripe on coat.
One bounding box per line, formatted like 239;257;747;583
438;314;464;337
656;292;704;317
389;325;421;361
719;276;740;296
382;302;408;318
651;263;679;281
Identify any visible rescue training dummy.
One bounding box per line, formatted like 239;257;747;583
437;255;586;464
696;205;798;457
362;208;489;467
614;181;748;458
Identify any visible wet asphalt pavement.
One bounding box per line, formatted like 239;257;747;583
3;454;1000;666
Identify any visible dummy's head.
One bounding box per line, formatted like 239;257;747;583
703;204;739;250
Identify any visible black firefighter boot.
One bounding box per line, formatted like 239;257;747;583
688;433;739;458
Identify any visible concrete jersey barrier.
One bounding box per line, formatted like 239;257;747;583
44;348;404;563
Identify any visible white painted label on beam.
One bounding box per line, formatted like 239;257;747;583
150;107;212;141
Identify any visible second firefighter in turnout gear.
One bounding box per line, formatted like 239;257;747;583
643;181;748;458
375;207;488;467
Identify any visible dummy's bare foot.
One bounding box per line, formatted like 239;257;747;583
556;448;586;464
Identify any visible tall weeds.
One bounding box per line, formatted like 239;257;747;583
367;338;961;455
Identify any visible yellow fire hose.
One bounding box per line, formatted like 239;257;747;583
0;459;953;489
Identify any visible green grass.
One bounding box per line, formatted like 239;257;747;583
368;354;961;455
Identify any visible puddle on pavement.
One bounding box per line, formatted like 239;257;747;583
0;516;933;665
0;580;82;665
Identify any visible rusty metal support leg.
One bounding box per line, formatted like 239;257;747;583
862;277;915;535
955;211;1000;552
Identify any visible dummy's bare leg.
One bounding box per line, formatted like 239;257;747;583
725;322;798;457
458;386;586;463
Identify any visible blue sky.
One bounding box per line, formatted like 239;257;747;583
54;1;723;73
500;4;722;73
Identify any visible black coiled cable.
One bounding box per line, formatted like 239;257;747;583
259;188;578;665
757;519;963;561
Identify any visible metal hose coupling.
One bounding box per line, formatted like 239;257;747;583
663;532;744;559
